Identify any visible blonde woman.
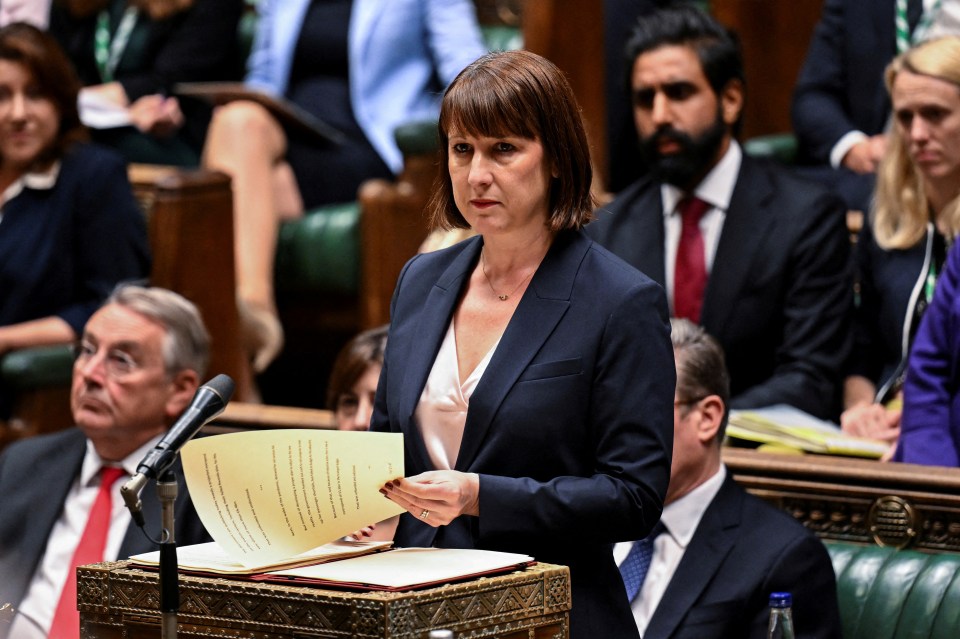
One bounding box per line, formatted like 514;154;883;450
843;36;960;446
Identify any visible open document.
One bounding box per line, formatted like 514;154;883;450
726;404;891;458
177;429;405;568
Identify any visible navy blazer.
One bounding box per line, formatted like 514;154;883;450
371;230;675;639
791;0;897;165
0;428;211;636
643;474;842;639
0;143;150;335
586;155;852;420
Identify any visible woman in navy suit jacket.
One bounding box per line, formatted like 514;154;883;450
0;24;149;413
370;51;675;639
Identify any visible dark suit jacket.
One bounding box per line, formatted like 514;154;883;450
791;0;897;165
585;155;852;420
371;230;676;639
0;428;211;635
644;474;842;639
0;143;150;336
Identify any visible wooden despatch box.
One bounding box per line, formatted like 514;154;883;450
78;561;570;638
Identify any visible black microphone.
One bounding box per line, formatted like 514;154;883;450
137;373;235;479
121;374;234;526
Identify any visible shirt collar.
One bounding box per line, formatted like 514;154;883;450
659;465;726;548
661;140;742;217
80;433;164;487
0;161;61;212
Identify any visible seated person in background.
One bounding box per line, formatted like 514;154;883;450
48;0;242;166
201;0;487;374
898;237;960;466
0;23;150;414
0;285;213;639
587;6;852;420
842;36;960;448
617;318;842;639
326;324;387;431
791;0;960;213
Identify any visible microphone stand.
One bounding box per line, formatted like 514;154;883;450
157;469;179;639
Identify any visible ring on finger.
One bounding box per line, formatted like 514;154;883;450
419;509;430;520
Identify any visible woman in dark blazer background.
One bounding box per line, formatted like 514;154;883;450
370;50;675;639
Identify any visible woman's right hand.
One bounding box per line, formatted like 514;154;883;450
840;401;901;443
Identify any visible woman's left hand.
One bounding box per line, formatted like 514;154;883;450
382;471;480;527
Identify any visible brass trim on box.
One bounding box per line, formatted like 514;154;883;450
868;496;919;549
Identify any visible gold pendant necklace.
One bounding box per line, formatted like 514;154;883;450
481;250;534;301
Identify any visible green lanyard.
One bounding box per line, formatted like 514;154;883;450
924;260;938;303
94;6;139;83
896;0;942;54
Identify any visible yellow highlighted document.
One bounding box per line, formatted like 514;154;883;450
180;430;404;568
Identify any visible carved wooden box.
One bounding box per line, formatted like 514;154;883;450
78;561;570;638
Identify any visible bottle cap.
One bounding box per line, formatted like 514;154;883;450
428;632;454;639
769;592;792;608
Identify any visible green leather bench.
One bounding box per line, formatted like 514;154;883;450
827;542;960;639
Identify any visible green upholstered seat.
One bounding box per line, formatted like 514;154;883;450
827;542;960;639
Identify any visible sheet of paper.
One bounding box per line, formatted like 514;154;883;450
266;547;534;589
181;430;404;568
78;88;131;129
128;539;392;575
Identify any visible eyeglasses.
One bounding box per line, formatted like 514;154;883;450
674;396;707;407
72;341;140;378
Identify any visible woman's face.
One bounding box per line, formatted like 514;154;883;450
447;129;555;237
891;69;960;188
0;59;59;172
334;363;381;431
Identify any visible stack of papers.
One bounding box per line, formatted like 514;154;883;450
726;405;891;458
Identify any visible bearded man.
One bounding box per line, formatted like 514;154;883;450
587;5;851;420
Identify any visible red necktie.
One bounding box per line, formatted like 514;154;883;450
673;196;711;323
49;466;126;639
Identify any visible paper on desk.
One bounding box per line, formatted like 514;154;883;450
181;429;404;568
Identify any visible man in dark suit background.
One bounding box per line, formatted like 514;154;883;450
615;318;842;639
790;0;941;212
586;5;851;420
0;285;212;639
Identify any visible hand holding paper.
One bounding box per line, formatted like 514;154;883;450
382;470;480;527
180;429;404;568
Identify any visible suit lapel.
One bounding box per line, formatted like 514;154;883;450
701;158;775;337
645;476;743;639
455;232;581;471
623;181;667;286
397;238;481;472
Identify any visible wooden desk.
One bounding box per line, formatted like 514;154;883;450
78;561;570;638
723;447;960;552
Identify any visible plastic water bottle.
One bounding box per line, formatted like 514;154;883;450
428;631;454;639
767;592;795;639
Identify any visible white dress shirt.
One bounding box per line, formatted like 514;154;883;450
662;142;741;315
614;466;727;638
11;435;162;639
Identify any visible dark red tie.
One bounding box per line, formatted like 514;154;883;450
674;196;711;323
49;466;126;638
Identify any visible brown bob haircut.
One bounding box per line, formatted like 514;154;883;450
428;50;595;232
0;23;85;167
325;325;389;411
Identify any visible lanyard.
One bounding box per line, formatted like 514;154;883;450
94;6;139;83
896;0;942;53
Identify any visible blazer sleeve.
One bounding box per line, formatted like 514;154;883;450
423;0;487;85
730;188;852;420
791;0;860;164
56;149;151;335
478;278;675;545
898;242;960;466
118;0;243;102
